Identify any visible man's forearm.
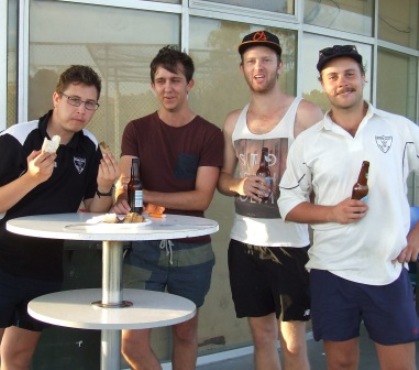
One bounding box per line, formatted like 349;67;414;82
144;189;214;211
217;172;242;197
285;202;334;223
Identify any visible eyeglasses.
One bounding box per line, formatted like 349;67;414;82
319;45;358;57
60;93;100;111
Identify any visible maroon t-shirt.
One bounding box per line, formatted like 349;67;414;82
121;112;224;241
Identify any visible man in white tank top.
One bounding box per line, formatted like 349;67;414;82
217;30;323;370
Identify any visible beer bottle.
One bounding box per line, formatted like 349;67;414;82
256;147;273;201
128;158;143;214
351;160;369;201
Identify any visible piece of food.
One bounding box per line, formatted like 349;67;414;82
99;141;111;155
126;212;145;223
149;212;165;218
145;204;165;218
41;135;61;154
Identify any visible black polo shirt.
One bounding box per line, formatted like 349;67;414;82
0;110;101;280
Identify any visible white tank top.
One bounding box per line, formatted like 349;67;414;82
230;97;310;247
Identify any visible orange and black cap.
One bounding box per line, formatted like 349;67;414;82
238;31;282;56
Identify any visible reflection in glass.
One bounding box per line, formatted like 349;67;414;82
378;0;418;49
29;1;179;155
304;0;373;37
377;48;417;120
196;0;294;14
189;18;297;129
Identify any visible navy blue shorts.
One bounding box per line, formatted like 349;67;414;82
228;239;311;321
123;240;215;307
0;268;62;331
310;269;419;345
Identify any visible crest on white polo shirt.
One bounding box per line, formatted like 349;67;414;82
375;135;392;153
73;156;86;174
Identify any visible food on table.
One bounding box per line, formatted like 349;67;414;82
145;204;166;218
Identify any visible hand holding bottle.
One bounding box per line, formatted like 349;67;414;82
330;197;368;224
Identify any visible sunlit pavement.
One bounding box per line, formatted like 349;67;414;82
196;324;419;370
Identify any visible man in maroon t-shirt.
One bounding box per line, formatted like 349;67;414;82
113;46;224;370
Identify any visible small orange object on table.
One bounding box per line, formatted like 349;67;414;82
144;204;166;218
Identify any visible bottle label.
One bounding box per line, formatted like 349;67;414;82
263;176;273;198
134;190;143;207
360;195;368;203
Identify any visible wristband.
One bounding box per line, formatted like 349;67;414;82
96;185;114;198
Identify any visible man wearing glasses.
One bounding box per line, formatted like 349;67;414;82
279;45;419;369
0;65;119;369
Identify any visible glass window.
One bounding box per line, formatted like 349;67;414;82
7;0;18;127
304;0;374;37
377;49;419;204
302;34;372;113
30;0;179;156
377;48;417;120
194;0;294;14
189;17;297;128
378;0;418;49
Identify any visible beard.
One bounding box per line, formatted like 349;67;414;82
244;74;278;94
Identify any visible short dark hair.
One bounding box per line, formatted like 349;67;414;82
56;65;102;98
150;45;195;83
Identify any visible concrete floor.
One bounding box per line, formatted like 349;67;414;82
195;325;419;370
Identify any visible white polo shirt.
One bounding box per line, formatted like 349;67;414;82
279;102;419;285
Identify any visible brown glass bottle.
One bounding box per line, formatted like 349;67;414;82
351;161;369;201
256;147;273;201
128;158;143;214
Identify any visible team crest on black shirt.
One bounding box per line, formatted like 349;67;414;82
73;156;86;174
375;135;392;153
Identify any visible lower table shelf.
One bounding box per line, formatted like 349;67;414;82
28;288;196;330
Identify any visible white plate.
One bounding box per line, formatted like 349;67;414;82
90;218;151;229
64;215;151;231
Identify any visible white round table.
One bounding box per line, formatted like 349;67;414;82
7;212;219;370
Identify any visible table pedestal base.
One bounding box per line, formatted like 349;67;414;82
92;300;133;308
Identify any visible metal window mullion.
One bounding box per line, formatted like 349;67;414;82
0;0;7;130
17;0;29;122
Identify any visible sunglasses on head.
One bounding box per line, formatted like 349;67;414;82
319;45;358;57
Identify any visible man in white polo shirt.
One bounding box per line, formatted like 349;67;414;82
279;45;419;369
